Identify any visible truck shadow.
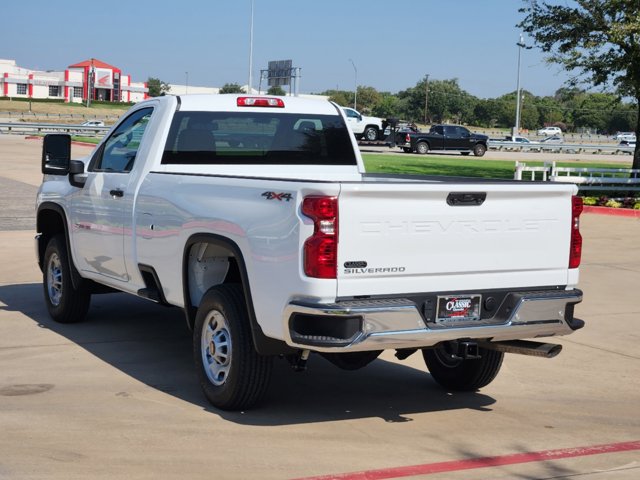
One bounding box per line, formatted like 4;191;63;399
0;283;497;426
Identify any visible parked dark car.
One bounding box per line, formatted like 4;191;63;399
396;125;489;156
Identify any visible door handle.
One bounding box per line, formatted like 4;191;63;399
110;189;124;198
447;192;486;206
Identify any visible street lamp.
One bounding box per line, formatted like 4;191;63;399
514;33;526;136
424;74;430;125
185;71;189;95
248;0;254;93
349;58;357;111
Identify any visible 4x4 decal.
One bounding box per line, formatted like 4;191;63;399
262;191;293;202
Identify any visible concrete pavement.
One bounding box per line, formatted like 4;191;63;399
0;135;638;479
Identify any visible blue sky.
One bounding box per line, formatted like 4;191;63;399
1;0;572;99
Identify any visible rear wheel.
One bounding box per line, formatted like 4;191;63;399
422;344;503;391
416;141;429;155
43;235;91;323
363;127;379;141
473;143;487;157
193;284;273;410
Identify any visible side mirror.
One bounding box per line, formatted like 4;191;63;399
69;160;87;188
42;134;71;175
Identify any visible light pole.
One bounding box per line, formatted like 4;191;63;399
349;58;357;111
248;0;254;93
424;74;430;125
514;33;526;136
185;71;189;94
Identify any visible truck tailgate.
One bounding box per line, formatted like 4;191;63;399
336;181;576;298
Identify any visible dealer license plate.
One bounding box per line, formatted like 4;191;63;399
436;295;482;324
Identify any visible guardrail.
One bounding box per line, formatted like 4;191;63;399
515;161;640;192
0;111;121;120
0;122;109;136
489;140;634;155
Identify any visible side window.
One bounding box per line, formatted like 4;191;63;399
93;107;153;173
432;126;444;135
344;109;358;119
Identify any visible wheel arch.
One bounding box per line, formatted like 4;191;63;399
36;202;84;289
182;233;294;355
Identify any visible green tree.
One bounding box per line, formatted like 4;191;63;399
355;86;382;114
372;93;401;119
267;85;286;96
519;0;640;167
147;77;170;97
320;89;353;107
219;83;245;94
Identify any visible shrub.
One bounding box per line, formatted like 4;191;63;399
582;196;598;205
605;199;622;208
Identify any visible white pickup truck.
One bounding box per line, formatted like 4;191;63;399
36;94;585;410
342;107;385;141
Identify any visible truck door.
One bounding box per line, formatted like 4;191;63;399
343;108;363;135
70;107;154;282
448;126;474;150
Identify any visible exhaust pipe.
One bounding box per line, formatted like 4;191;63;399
479;340;562;358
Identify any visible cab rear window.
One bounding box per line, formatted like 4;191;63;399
161;111;357;165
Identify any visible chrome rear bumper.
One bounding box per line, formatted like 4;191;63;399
284;289;583;352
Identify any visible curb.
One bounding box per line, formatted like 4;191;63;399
584;205;640;218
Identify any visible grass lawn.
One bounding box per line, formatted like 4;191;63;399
362;153;631;179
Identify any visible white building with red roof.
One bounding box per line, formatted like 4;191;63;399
0;58;148;103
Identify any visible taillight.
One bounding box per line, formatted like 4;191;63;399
237;96;285;108
405;133;411;143
302;196;338;279
569;195;583;268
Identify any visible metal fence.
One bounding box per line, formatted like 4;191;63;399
515;161;640;192
490;140;634;156
0;122;109;136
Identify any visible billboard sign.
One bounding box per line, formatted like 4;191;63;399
267;60;292;87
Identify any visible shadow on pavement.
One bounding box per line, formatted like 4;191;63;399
0;283;497;425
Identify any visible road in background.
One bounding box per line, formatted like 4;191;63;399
0;135;638;479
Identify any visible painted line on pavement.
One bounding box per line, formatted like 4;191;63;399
294;440;640;480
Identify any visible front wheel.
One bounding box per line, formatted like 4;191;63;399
416;141;429;155
473;143;487;157
43;234;91;323
422;344;503;391
193;284;273;410
363;127;379;141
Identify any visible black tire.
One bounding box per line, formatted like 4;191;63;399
416;141;429;155
461;151;470;156
363;127;379;142
422;345;503;391
321;350;382;370
193;284;273;410
402;147;412;153
43;234;91;323
473;143;487;157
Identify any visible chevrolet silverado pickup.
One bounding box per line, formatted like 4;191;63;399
398;124;489;156
36;94;584;410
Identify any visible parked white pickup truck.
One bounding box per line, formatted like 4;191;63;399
342;106;385;141
36;94;585;410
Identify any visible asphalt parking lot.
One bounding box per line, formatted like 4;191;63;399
0;135;638;479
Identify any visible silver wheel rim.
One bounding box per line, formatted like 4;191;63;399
201;310;232;386
47;253;63;307
418;143;427;154
365;129;377;141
